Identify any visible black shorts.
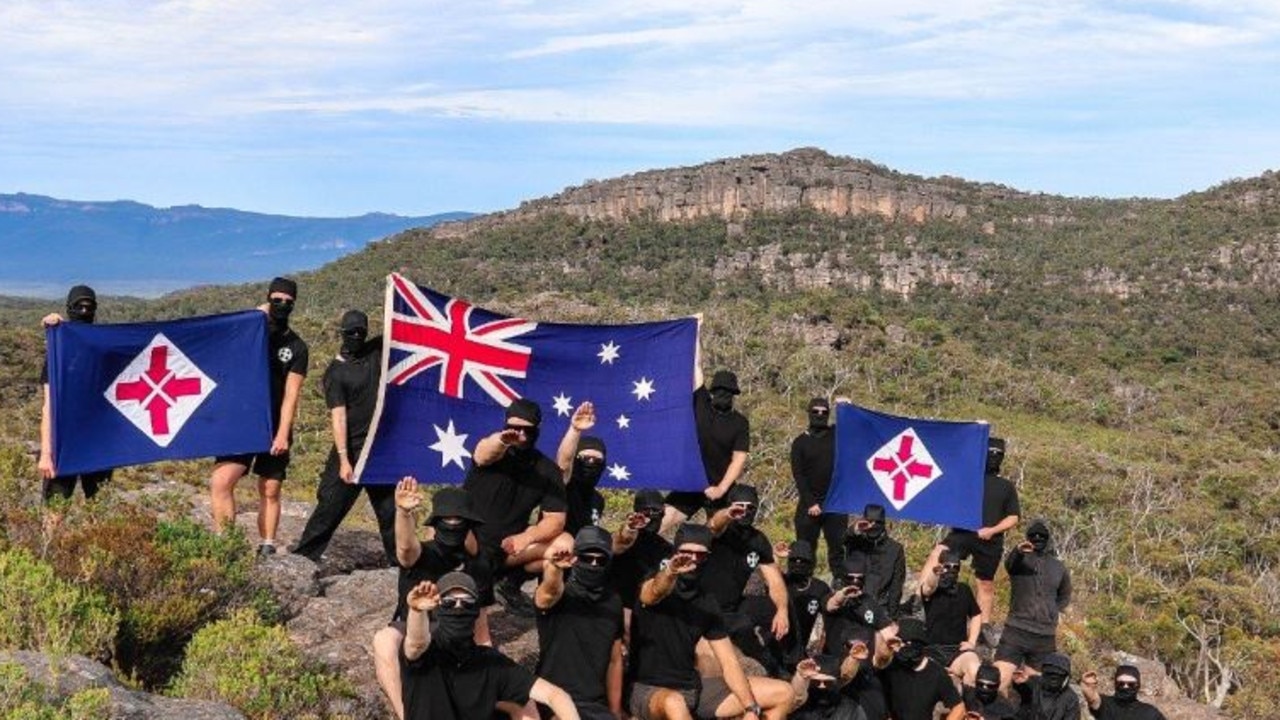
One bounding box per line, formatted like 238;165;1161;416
215;451;290;481
925;643;976;668
942;530;1003;581
43;470;112;502
538;699;614;720
628;678;733;720
994;625;1056;669
664;490;707;518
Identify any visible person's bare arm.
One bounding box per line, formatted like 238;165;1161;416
944;703;966;720
640;554;691;606
394;477;424;567
272;371;305;454
1081;671;1101;709
919;543;946;597
709;450;748;498
524;511;566;546
709;637;760;716
839;641;869;686
964;611;982;648
606;639;624;718
529;678;581;720
555;402;595;481
330;405;354;482
759;562;791;639
535;543;575;610
402;581;439;661
38;384;55;479
980;513;1019;540
473;429;515;467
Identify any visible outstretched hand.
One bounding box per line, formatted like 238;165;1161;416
407;581;440;612
773;541;790;559
396;476;423;511
571;401;596;431
846;639;870;661
796;657;820;679
668;552;698;574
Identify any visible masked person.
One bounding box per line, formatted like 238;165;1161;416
919;546;983;684
821;552;895;720
789;655;866;720
38;285;114;502
662;368;750;533
941;436;1021;642
700;484;790;677
373;479;492;720
994;520;1072;692
842;504;906;618
209;276;309;555
1013;652;1080;720
400;572;581;720
610;489;672;633
964;663;1019;719
464;398;567;618
876;617;965;720
293;310;397;564
554;401;608;536
774;540;833;673
534;526;625;720
1082;665;1167;720
791;397;846;578
627;524;792;720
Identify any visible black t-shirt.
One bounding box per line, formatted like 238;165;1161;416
395;541;493;620
821;594;891;657
700;526;775;614
782;576;832;664
1090;696;1168;720
692;387;750;486
790;428;835;507
951;473;1021;538
564;480;606;536
879;659;961;720
610;532;673;609
923;582;981;646
535;585;624;706
401;644;535;720
268;327;309;430
629;579;728;691
321;338;382;449
463;449;566;551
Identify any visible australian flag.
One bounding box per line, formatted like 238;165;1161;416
46;311;273;476
826;403;988;529
355;273;704;490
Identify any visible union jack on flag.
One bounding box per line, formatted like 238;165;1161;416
356;273;705;490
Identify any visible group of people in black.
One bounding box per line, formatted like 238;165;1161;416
37;281;1169;720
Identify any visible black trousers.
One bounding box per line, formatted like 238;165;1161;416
794;506;848;578
293;447;397;564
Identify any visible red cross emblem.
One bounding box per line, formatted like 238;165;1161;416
105;334;215;447
866;428;942;509
386;274;536;405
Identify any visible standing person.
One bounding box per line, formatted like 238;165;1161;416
877;618;966;720
464;398;567;617
919;545;983;684
791;397;846;578
293;310;396;564
209;276;308;555
554;401;608;536
662;368;750;532
372;478;491;720
400;573;581;720
627;523;793;720
534;526;625;720
994;520;1072;691
941;436;1021;640
1013;653;1080;720
1082;665;1167;720
38;285;113;502
843;504;906;618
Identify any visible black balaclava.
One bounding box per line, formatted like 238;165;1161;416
572;436;607;489
1114;665;1141;704
894;618;927;669
936;549;961;592
786;539;816;583
806;655;842;708
975;664;1002;704
634;489;665;534
842;552;869;595
566;526;613;602
427;487;476;556
433;573;479;661
673;524;712;599
807;397;831;432
504;398;542;450
986;436;1006;475
709;370;739;412
339;309;368;358
861;504;887;541
1040;653;1072;695
267;276;297;331
725;483;760;526
65;285;97;324
1027;519;1051;554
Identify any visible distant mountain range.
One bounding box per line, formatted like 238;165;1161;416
0;193;471;298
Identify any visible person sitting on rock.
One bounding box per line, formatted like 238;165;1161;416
609;489;672;637
400;572;581;720
788;653;866;720
373;479;490;720
842;503;906;619
919;545;983;685
1011;652;1080;720
553;401;608;537
876;617;965;720
534;526;625;720
963;662;1018;719
1082;665;1167;720
821;552;896;720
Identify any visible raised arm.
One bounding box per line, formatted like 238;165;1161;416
534;541;575;610
529;678;581;720
554;402;595;481
402;581;439;661
393;477;424;567
919;543;946;598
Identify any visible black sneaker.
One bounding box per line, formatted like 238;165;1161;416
496;577;535;617
979;622;1000;648
256;543;277;558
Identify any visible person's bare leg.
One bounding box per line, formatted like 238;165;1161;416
660;504;689;535
372;625;405;720
257;477;282;546
210;461;247;532
976;579;996;623
476;608;493;647
652;689;694;720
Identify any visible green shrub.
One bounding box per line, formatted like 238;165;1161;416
0;662;111;720
0;549;117;660
170;609;352;719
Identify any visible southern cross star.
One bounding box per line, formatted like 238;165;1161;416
597;341;621;365
632;377;655;401
429;420;471;469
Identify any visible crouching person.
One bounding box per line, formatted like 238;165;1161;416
402;573;580;720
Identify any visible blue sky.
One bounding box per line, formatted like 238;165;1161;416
3;0;1279;217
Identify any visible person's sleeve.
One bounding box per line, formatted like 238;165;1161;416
496;657;536;706
289;339;310;377
322;363;346;410
1005;549;1029;575
791;436;814;508
756;535;775;564
1056;692;1082;720
539;468;568;513
938;667;962;708
704;608;729;641
693;386;709;408
734;416;751;452
1088;696;1109;718
888;545;906;613
1057;565;1072;611
965;587;982;618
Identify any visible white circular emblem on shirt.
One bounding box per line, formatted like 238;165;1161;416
277;347;293;364
746;551;760;569
807;599;819;615
864;609;875;625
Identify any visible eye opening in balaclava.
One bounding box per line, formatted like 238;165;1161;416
807;397;831;430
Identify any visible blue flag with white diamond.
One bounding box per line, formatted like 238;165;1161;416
826;403;987;529
355;273;704;489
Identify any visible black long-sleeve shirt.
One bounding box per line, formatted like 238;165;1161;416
790;428;835;508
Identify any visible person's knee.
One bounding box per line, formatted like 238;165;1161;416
373;626;403;660
749;677;793;708
656;690;690;720
259;479;282;501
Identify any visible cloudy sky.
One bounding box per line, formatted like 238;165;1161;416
3;0;1279;217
